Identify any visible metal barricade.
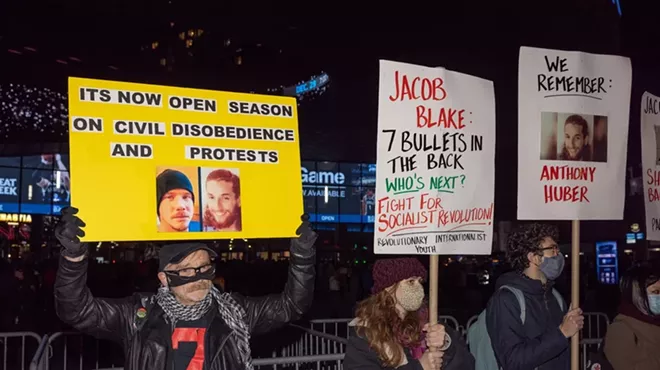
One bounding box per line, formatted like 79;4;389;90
270;325;348;358
44;325;346;369
309;316;461;340
581;312;609;341
0;331;42;370
438;316;460;332
29;335;50;370
46;332;124;370
309;319;353;339
23;312;613;369
466;315;479;340
581;338;603;370
580;313;609;370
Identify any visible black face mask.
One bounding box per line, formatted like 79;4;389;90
164;266;216;288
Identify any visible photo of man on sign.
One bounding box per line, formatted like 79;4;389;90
539;112;608;163
201;167;242;232
156;167;201;233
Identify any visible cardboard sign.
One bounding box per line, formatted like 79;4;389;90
641;91;660;240
68;77;302;241
517;47;631;220
374;60;495;255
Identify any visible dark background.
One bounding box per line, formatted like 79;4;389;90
1;0;659;242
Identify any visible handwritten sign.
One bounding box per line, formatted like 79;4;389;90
374;60;495;255
517;47;631;220
68;77;303;242
641;91;660;240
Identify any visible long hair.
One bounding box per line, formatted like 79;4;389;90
620;262;660;316
355;285;425;367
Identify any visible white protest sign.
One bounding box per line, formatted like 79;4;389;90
375;60;495;255
517;46;631;220
641;91;660;240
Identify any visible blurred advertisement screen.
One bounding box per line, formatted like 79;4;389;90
0;167;20;213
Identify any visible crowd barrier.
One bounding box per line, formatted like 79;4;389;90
15;313;609;370
308;316;462;339
0;331;42;370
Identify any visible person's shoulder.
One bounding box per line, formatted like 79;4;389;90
605;315;638;343
611;313;645;331
227;292;249;308
487;283;525;316
490;285;520;304
346;321;374;354
347;318;368;339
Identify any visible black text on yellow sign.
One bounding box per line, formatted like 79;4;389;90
68;77;303;242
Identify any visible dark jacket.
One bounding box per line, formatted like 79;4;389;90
486;271;569;370
54;246;315;370
344;323;474;370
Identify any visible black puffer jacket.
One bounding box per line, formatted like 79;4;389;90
54;242;315;370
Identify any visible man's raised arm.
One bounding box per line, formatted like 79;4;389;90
54;207;134;342
231;214;317;335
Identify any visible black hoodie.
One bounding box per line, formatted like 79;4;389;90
486;271;569;370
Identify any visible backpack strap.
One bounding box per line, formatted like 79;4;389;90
551;288;565;311
500;285;526;324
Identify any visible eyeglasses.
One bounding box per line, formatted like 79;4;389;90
164;264;215;278
539;245;560;256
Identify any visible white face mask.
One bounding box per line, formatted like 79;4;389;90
396;283;425;312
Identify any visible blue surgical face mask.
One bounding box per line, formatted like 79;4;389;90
648;294;660;315
540;253;565;281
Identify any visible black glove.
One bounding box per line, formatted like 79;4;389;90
55;207;88;258
291;214;317;261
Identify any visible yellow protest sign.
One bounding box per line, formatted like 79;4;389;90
68;77;302;242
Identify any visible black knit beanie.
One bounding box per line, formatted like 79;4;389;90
156;169;195;215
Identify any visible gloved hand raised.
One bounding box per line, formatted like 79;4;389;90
291;214;317;261
55;207;88;259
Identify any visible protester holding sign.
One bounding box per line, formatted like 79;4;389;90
53;207;317;370
483;223;583;370
344;258;474;370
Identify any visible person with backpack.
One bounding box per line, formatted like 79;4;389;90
468;223;584;370
344;258;474;370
